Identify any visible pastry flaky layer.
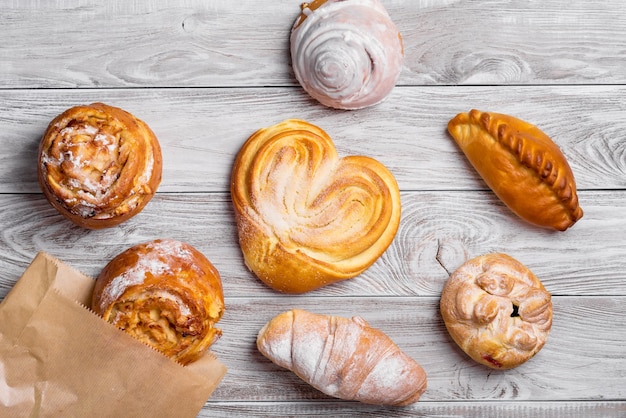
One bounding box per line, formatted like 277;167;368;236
38;102;162;229
291;0;404;110
440;253;552;370
231;119;401;293
257;309;427;406
92;239;225;365
447;109;583;231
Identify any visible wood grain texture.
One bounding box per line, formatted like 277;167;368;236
1;85;625;194
196;401;626;418
0;190;624;300
1;0;625;416
1;1;624;88
207;297;626;402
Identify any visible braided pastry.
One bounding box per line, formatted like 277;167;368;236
440;253;552;369
447;109;583;230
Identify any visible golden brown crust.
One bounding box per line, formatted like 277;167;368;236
231;119;401;293
293;0;327;29
257;309;427;405
440;253;552;369
38;102;162;229
92;239;224;365
447;109;583;231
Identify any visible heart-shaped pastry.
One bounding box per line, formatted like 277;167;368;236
231;119;401;293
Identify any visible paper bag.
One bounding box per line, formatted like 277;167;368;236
0;252;227;417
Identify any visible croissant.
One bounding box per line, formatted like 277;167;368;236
230;119;401;293
290;0;404;110
440;253;552;369
447;109;583;231
257;309;427;405
92;239;225;365
38;102;162;229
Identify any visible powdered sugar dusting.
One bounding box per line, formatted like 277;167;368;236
99;239;195;311
41;116;158;220
291;0;403;109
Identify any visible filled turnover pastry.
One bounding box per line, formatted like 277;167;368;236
38;102;162;229
92;239;224;365
447;109;582;231
440;253;552;369
231;119;401;293
291;0;404;110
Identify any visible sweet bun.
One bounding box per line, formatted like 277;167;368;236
447;109;583;231
92;239;224;365
440;253;552;369
290;0;404;110
38;102;162;229
230;119;401;293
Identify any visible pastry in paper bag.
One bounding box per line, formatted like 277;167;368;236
0;252;227;417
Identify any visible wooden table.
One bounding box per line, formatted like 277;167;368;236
1;1;625;416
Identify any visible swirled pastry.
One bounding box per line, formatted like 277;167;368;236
440;253;552;369
257;309;427;405
447;109;583;231
38;102;162;229
92;239;225;365
291;0;404;110
231;119;401;293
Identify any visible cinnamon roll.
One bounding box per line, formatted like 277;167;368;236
440;253;552;369
291;0;404;110
92;239;225;365
38;102;162;229
231;119;401;293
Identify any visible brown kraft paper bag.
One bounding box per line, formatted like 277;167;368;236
0;252;227;417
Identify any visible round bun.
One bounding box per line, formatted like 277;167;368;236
92;239;224;365
38;102;162;229
230;119;401;293
290;0;404;110
440;253;552;369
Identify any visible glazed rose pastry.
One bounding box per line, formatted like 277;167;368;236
257;309;427;405
231;119;401;293
38;102;162;229
447;109;583;231
440;253;552;369
92;239;225;365
291;0;404;110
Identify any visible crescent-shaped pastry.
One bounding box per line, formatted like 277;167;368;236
291;0;404;110
38;102;162;229
447;109;583;231
257;309;427;405
440;253;552;369
231;119;401;293
92;239;225;365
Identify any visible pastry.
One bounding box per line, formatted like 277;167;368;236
290;0;404;110
230;119;401;293
38;102;162;229
257;309;427;405
440;253;552;369
447;109;583;231
92;239;224;365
